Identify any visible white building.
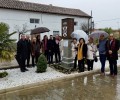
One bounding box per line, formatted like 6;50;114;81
0;0;91;41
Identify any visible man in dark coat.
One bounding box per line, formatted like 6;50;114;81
47;35;54;64
17;34;28;72
106;33;119;76
26;35;31;67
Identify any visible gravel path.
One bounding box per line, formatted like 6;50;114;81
0;57;120;90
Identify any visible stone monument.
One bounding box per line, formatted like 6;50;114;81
61;18;74;69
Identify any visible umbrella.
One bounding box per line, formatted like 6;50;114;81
71;30;88;43
31;27;50;34
89;30;109;39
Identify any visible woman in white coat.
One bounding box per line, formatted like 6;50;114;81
71;38;78;70
87;37;97;71
59;36;64;61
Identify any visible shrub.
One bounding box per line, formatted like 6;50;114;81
36;54;47;73
0;71;8;78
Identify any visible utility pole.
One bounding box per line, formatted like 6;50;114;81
90;10;93;34
88;10;92;35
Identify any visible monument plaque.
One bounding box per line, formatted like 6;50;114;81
61;18;74;70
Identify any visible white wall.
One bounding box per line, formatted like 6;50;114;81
0;8;89;41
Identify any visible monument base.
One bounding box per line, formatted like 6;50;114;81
61;39;74;70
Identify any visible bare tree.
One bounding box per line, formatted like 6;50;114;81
80;22;92;35
14;23;30;40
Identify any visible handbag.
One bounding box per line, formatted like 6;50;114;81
94;56;98;62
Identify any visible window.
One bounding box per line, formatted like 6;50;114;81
30;18;39;24
35;19;39;23
30;19;34;23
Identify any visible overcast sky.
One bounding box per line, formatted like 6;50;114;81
21;0;120;29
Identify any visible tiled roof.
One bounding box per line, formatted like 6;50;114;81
0;0;91;18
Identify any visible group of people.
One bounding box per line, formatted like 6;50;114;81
71;33;119;76
16;34;63;72
16;33;119;76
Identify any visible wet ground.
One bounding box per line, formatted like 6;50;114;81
0;70;120;100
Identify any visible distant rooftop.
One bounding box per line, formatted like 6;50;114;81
0;0;91;18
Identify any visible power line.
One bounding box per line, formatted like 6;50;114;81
96;18;120;23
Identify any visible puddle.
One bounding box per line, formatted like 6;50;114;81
1;70;120;100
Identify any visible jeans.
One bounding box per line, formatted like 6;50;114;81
48;51;53;64
99;54;106;73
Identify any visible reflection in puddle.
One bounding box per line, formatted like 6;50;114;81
1;70;120;100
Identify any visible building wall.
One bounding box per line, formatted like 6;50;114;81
0;8;89;41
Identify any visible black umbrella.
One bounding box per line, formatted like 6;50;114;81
31;27;50;34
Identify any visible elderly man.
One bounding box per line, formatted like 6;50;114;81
106;33;119;76
17;34;28;72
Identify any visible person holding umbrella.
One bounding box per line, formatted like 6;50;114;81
106;33;119;76
36;35;42;63
97;34;107;75
42;35;49;61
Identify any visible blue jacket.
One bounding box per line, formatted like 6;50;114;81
98;39;107;54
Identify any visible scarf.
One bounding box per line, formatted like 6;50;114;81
107;39;115;51
77;43;83;60
107;39;116;58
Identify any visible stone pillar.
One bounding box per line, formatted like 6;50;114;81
61;18;74;69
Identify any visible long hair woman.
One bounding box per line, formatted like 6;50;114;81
77;38;87;72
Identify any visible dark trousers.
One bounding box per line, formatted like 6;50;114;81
35;52;40;64
109;59;117;75
100;54;106;73
44;50;48;61
55;51;61;63
48;51;53;64
74;55;77;69
26;53;30;67
15;55;26;72
87;59;94;71
21;58;26;71
78;59;84;72
32;55;35;67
